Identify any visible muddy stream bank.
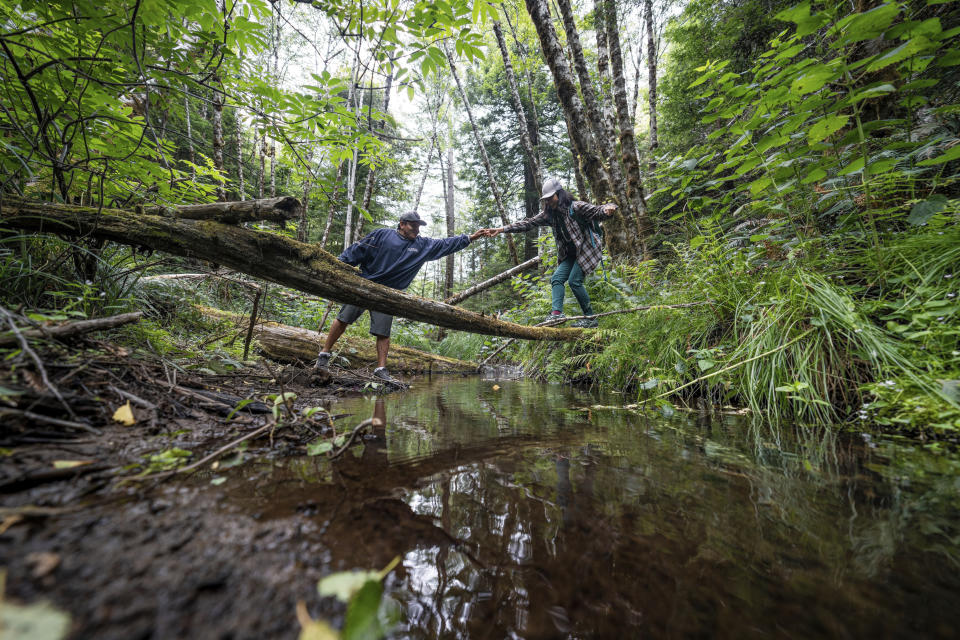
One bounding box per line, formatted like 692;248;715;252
3;374;960;638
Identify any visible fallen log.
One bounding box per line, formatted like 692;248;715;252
201;307;478;372
444;255;541;306
2;198;581;341
143;196;300;224
0;311;143;347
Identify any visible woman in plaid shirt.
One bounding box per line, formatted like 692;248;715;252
485;178;617;328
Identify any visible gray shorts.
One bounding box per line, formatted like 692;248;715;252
337;304;394;338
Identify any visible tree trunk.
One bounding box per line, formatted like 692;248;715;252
523;0;615;205
493;18;541;192
299;151;313;242
592;0;619;147
443;44;520;265
358;66;394;240
2;199;583;341
343;147;358;250
320;160;344;249
603;0;653;253
413;131;436;211
183;88;196;180
644;0;659;155
444;143;455;300
257;127;265;199
555;0;608;150
504;10;544;176
212;80;225;201
235;108;245;199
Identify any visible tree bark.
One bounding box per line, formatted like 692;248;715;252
235;108;245;199
212;80;225;201
413;130;436;211
644;0;659;155
443;256;541;305
493;18;541;192
603;0;653;254
2;199;582;341
592;0;619;147
443;44;520;265
444;143;455;300
523;0;611;201
183;88;196;180
144;196;301;224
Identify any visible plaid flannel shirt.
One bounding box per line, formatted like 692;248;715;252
501;200;613;273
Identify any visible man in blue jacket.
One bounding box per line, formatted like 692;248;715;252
316;211;488;384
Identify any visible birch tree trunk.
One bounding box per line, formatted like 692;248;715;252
343;147;358;251
592;0;619;146
413;131;436;211
298;150;314;242
235;109;245;199
444;44;520;265
444;143;455;300
358;67;394;240
320;160;344;249
183;88;196;181
644;0;659;154
257;126;265;199
603;0;654;253
212;80;225;201
493;18;541;192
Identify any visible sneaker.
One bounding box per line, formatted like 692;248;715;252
542;312;566;325
572;317;599;328
373;367;398;384
315;351;331;369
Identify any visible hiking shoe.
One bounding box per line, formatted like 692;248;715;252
373;367;399;384
542;312;566;324
572;317;599;328
315;351;331;369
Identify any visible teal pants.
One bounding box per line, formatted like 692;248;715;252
551;256;594;315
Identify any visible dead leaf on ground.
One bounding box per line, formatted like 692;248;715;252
0;515;24;535
112;401;136;426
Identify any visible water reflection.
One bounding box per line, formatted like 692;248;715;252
231;379;960;638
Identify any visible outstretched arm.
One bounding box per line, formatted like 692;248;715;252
484;210;551;237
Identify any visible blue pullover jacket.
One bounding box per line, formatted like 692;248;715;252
339;227;471;290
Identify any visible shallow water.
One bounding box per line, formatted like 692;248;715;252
228;377;960;638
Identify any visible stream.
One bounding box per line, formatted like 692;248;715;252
213;375;960;638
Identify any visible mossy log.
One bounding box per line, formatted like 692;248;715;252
2;198;582;341
200;307;477;372
143;196;300;224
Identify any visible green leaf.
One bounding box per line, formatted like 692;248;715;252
917;144;960;166
807;114;849;144
791;66;840;95
848;83;897;103
865;38;932;72
802;167;827;183
838;156;865;176
226;398;254;421
307;440;334;456
342;580;384;640
837;3;900;44
689;235;706;249
697;359;716;372
317;571;380;602
907;195;948;225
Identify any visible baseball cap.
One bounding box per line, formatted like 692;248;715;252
399;211;428;226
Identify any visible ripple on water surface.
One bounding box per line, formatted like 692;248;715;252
223;377;960;639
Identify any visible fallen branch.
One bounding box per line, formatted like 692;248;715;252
0;311;143;347
444;256;541;306
0;408;102;435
